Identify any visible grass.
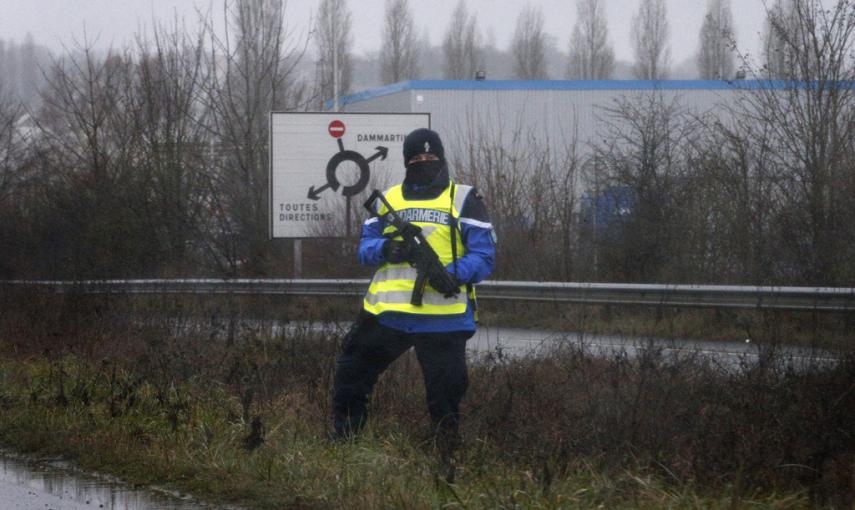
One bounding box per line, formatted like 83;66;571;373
0;290;853;509
0;357;823;509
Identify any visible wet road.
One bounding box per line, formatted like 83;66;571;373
471;325;753;356
0;451;222;510
468;325;838;369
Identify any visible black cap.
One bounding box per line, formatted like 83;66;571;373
403;128;444;163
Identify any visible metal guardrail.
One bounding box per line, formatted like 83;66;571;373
5;279;855;312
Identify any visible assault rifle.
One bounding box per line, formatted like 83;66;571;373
364;190;460;306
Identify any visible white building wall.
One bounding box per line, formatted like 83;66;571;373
343;81;741;151
339;81;758;191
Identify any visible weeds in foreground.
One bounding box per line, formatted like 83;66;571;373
0;290;853;508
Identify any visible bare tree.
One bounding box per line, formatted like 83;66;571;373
762;0;798;79
412;28;446;79
315;0;353;108
697;0;736;79
744;0;855;283
452;110;581;280
19;34;40;105
682;112;780;283
591;91;695;281
379;0;419;84
205;0;310;274
511;4;549;80
0;40;19;99
442;0;483;79
31;41;151;277
0;89;26;277
0;36;50;108
129;19;213;270
567;0;615;79
543;129;582;280
631;0;671;80
37;47;138;205
0;90;24;208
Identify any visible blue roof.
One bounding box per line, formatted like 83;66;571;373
325;79;850;110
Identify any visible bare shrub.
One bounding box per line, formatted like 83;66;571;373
589;90;696;282
740;0;855;285
3;292;854;504
453;112;581;280
461;340;855;504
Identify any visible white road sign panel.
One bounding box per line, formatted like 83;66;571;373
270;112;430;238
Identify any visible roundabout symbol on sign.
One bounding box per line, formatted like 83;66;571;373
307;127;388;201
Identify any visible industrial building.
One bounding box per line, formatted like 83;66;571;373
330;80;787;227
332;79;764;161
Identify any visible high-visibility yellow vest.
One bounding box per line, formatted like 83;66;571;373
363;182;474;317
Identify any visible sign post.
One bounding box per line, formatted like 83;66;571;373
270;113;431;274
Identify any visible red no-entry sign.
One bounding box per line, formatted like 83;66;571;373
328;120;346;138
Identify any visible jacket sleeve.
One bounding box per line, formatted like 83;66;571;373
358;215;387;266
446;189;496;284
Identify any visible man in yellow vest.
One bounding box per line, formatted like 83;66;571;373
332;128;496;454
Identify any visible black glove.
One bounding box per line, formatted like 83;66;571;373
428;266;461;297
382;240;412;264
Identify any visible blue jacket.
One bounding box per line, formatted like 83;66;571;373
358;180;496;333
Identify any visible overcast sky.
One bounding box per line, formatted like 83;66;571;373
0;0;771;66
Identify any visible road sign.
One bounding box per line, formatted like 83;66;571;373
328;120;346;138
270;112;430;239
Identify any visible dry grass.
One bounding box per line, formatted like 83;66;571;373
0;289;853;508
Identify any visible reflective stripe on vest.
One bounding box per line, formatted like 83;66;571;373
363;182;473;316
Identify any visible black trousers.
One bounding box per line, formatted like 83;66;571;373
332;314;472;441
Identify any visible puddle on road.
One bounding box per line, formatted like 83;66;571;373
0;450;225;510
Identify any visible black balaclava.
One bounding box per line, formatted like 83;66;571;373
405;159;445;188
402;128;448;195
